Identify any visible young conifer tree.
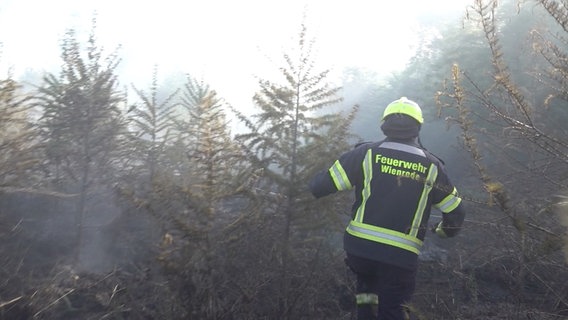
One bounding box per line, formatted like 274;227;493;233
232;23;358;318
157;76;246;319
128;66;179;185
36;23;125;263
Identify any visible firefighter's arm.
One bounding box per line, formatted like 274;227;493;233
309;169;338;198
308;148;362;198
432;187;465;238
432;202;465;237
309;158;355;198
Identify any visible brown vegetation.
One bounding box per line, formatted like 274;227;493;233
1;1;567;319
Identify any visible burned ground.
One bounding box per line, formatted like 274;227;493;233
0;191;566;320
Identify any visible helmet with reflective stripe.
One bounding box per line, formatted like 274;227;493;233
382;97;424;124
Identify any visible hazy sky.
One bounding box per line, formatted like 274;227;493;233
0;0;472;107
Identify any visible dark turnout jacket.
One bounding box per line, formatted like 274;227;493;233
309;139;465;270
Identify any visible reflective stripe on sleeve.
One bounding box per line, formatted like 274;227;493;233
329;160;353;191
435;187;462;213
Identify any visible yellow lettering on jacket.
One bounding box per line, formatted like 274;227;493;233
375;154;427;178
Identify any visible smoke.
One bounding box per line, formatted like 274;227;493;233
0;184;147;275
77;186;124;273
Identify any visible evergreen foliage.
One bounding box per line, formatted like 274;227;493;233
36;27;124;187
127;65;178;183
232;23;357;319
0;78;37;187
2;3;568;319
34;23;125;264
151;76;250;319
177;77;243;195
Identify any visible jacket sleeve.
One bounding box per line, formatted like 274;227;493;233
431;163;466;237
308;146;365;199
308;169;338;199
435;201;465;237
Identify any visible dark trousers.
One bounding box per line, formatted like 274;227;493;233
346;254;417;320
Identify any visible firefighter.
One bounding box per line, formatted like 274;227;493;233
309;97;465;320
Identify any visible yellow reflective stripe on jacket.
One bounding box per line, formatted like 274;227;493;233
435;187;462;213
354;149;373;223
409;163;438;237
346;220;424;254
356;293;379;305
329;160;352;191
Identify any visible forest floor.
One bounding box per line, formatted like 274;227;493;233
2;252;565;320
409;210;568;320
1;191;567;320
